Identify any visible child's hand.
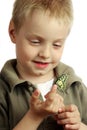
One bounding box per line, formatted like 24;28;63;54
29;85;64;120
57;104;81;130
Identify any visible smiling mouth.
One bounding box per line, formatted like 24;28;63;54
33;61;49;68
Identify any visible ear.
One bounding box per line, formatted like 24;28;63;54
8;20;16;43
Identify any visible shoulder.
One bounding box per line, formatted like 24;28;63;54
0;59;17;91
58;62;75;74
56;62;81;80
1;59;17;71
0;73;9;96
58;62;87;91
55;62;86;88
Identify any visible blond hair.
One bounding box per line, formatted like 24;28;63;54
12;0;73;32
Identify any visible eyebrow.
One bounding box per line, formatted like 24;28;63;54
26;32;45;40
27;32;44;37
26;32;66;43
54;38;65;43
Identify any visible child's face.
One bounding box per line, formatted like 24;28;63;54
10;10;70;79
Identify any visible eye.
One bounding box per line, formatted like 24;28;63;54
53;42;62;48
53;40;64;49
53;44;61;47
30;39;40;45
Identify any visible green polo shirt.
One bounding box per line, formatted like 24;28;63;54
0;59;87;130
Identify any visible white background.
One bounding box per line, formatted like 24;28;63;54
0;0;87;85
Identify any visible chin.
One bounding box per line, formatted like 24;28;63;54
35;71;46;76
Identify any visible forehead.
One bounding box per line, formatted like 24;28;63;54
25;9;70;29
26;8;70;25
19;9;70;40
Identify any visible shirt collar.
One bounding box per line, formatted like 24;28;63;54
1;59;26;90
1;59;82;91
54;62;82;88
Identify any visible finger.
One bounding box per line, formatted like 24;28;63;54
30;89;42;107
51;84;57;92
59;104;77;113
32;89;40;99
45;85;57;99
58;115;80;124
64;123;81;130
58;110;80;119
51;85;64;102
66;104;77;112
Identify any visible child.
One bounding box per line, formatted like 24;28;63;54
0;0;87;130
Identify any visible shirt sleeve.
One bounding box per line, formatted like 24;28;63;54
80;83;87;124
0;86;9;130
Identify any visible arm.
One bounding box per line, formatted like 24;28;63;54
13;110;43;130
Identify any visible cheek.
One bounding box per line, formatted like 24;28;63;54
16;45;29;60
53;48;64;62
16;45;38;61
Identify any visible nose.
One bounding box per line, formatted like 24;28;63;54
39;45;51;59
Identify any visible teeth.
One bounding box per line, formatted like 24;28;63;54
38;62;46;64
35;61;47;64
